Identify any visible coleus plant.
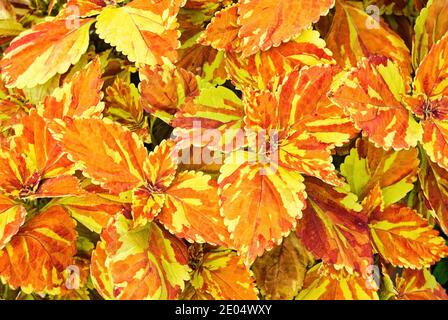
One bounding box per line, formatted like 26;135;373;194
0;0;447;301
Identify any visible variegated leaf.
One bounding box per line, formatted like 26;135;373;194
104;77;150;142
189;247;258;299
172;82;244;151
418;152;448;235
278;65;358;147
326;1;411;82
341;138;419;206
200;4;241;52
157;170;232;247
393;268;448;300
369;204;448;268
413;0;448;69
237;0;335;56
95;0;185;65
91;215;190;300
50;194;124;233
296;177;373;276
132;139;178;227
297;264;379;300
139;64;198;124
52;117;148;194
244;87;343;186
0;17;94;88
39;56;104;120
0;110;76;199
226;30;335;91
0;195;25;250
218;152;306;265
0;206;77;294
330;56;422;150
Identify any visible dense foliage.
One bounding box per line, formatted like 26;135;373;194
0;0;447;300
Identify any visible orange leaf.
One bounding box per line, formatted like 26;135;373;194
104;77;149;142
419;153;448;235
394;268;448;300
413;0;448;68
413;33;448;98
139;64;198;123
0;18;94;88
0;195;25;250
177;41;228;85
219;154;306;265
0;110;75;199
90;240;114;299
32;175;86;198
0;143;28;195
91;215;190;300
244;86;343;186
157;170;232;247
131;140;178;227
296;177;373;276
297;264;379;300
326;1;411;82
369;204;448;268
0;206;77;294
330;56;422;150
40;56;104;120
53;117;148;194
200;4;241;52
189;247;258;299
341;138;419;204
172;84;245;151
226;30;334;91
237;0;335;56
278;65;358;147
51;193;124;233
406;34;448;170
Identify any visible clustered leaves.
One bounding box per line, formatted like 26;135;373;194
0;0;447;300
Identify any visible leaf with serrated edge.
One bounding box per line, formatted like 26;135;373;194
190;247;258;299
95;0;185;66
218;151;306;266
296;177;373;276
91;215;190;299
368;204;448;268
326;1;411;82
157;170;232;247
341;138;419;206
0;18;94;89
52;117;148;194
0;206;77;294
297;264;379;300
39;56;104;120
393;268;448;300
0;195;25;250
330;56;422;150
413;0;448;69
237;0;335;56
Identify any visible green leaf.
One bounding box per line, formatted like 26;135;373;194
433;258;448;286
